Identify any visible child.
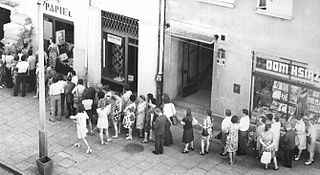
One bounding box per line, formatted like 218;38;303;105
70;105;92;154
181;108;194;153
96;99;112;145
142;98;156;143
123;103;136;140
200;110;213;155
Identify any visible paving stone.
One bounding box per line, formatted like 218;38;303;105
180;159;198;169
151;162;171;173
186;167;207;175
119;158;137;169
108;165;127;175
142;170;163;175
214;162;233;173
125;166;143;175
58;158;76;168
134;161;154;171
169;165;189;174
205;169;224;175
57;151;71;158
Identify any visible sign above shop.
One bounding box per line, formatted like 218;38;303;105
107;34;122;46
44;0;72;21
254;53;320;86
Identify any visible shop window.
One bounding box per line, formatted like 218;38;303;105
198;0;235;8
256;0;293;20
252;76;320;125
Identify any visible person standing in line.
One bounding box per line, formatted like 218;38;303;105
226;115;240;165
49;76;63;122
260;124;279;170
82;96;94;135
280;122;295;168
152;108;166;155
65;76;75;117
122;94;136;140
294;114;306;161
305;117;317;165
255;116;266;158
57;73;67;117
4;50;14;88
12;55;29;97
162;94;175;146
96;99;112;145
271;115;281;157
72;79;85;112
200;110;213;155
181;108;194;153
68;70;78;85
111;93;122;139
27;49;36;93
220;109;232;156
237;109;250;156
142;98;156;143
70;105;92;154
136;95;147;138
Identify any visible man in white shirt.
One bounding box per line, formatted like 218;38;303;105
12;55;29;97
237;109;250;155
220;109;232;156
49;76;64;122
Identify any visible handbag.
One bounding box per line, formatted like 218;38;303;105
202;128;209;136
260;151;271;164
170;115;179;126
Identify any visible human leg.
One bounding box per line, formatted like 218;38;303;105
50;96;57;121
13;74;21;96
56;95;62;120
21;74;27;96
200;137;205;154
113;122;119;138
205;137;210;153
82;138;92;154
273;156;279;169
99;128;104;144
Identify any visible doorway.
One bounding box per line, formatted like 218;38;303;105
180;39;213;107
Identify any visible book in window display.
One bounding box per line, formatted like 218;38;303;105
277;103;288;113
273;81;282;90
272;90;281;100
280;91;288;101
289;94;298;104
290;85;299;94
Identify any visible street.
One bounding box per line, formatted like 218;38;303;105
0;88;320;175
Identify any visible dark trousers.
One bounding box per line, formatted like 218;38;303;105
28;68;36;92
238;130;248;155
13;73;27;96
5;67;13;88
164;119;173;146
61;93;65;116
155;135;164;154
283;149;294;167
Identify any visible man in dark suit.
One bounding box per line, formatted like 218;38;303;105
153;108;166;155
281;122;296;168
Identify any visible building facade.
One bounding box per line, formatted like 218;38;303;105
164;0;320;143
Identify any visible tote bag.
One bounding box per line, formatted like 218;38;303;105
260;151;271;164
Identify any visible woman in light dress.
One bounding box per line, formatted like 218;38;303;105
123;94;136;140
294;114;306;161
305;117;317;165
97;99;112;145
226;115;239;165
260;124;278;170
136;95;147;138
200;110;213;155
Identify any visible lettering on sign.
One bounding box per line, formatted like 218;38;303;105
44;1;71;18
107;34;122;45
256;57;320;84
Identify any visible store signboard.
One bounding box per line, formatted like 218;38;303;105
107;34;122;46
44;0;72;21
254;53;320;87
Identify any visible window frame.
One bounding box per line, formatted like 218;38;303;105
198;0;235;8
255;0;293;20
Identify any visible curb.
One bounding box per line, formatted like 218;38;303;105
0;160;26;175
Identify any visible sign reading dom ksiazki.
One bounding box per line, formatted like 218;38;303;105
255;56;320;85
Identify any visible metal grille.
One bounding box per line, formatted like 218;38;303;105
102;11;139;38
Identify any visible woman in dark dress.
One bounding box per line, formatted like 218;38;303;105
181;108;194;153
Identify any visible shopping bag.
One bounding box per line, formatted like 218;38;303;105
260;151;271;164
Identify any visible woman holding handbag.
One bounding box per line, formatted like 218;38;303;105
181;108;194;153
162;94;175;146
260;124;278;170
200;110;213;155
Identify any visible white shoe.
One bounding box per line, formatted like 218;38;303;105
106;138;112;142
125;136;132;140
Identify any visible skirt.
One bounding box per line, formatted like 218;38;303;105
77;127;88;139
182;128;194;143
97;117;109;129
136;113;145;129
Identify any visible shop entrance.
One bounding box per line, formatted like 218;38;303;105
0;7;11;48
180;39;213;107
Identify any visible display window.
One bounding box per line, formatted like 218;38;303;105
101;11;139;92
251;52;320;126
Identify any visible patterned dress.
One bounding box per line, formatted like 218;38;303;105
226;123;239;153
136;101;147;129
260;130;275;158
123;103;136;128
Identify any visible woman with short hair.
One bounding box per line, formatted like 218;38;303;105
226;115;239;165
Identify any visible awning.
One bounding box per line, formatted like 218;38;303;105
166;20;217;44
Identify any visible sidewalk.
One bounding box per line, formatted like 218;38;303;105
0;88;319;175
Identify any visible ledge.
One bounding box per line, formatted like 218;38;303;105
255;9;292;20
198;0;235;9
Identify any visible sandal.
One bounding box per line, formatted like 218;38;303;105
182;150;188;153
199;152;205;155
190;147;194;151
141;140;149;144
274;167;279;171
112;135;119;139
86;148;92;154
73;143;80;147
204;150;209;154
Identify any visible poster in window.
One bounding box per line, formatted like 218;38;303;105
56;29;65;45
307;97;315;105
290;85;298;94
272;81;282;90
288;106;296;115
282;83;289;92
289;94;298;104
313;91;320;98
277;103;287;113
280;92;288;101
272;90;281;100
270;100;280;110
315;99;319;106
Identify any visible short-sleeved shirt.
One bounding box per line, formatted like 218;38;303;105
16;61;29;73
82;99;93;110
